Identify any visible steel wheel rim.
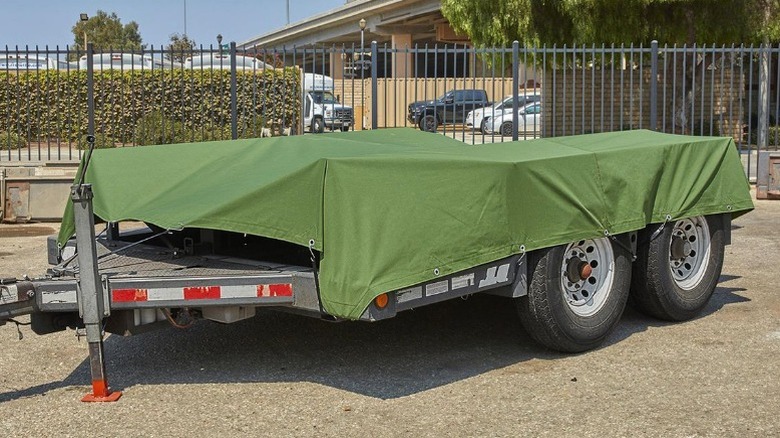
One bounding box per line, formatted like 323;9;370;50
669;216;711;290
560;237;616;317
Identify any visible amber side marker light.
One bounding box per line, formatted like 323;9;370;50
374;293;389;309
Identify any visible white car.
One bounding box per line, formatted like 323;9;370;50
184;54;271;70
79;53;179;70
466;93;540;133
0;55;60;70
484;102;542;136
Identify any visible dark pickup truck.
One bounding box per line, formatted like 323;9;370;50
408;89;490;132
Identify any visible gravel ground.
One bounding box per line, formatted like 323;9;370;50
0;193;778;437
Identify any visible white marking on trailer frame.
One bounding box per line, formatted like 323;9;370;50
451;273;475;290
478;264;511;288
425;280;449;297
220;284;264;298
0;284;19;304
41;290;77;304
147;287;184;301
396;286;422;303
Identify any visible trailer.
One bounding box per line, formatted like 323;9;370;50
0;129;753;401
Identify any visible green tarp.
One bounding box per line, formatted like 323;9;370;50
59;129;753;319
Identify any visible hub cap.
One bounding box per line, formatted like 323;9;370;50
560;238;616;317
669;216;711;290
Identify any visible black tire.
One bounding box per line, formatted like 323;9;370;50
516;235;632;353
419;114;438;132
311;117;324;134
630;214;726;321
480;118;489;134
500;121;513;137
340;125;351;132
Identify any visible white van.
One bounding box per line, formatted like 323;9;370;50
184;54;271;71
78;53;179;71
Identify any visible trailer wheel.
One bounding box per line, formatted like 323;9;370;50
517;236;631;353
311;116;324;134
630;215;725;321
419;114;438;132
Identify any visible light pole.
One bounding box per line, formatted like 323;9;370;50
359;18;366;129
216;34;223;56
80;13;89;51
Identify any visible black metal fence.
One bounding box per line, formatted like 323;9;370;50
2;41;778;180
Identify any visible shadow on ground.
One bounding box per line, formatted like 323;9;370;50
0;274;749;402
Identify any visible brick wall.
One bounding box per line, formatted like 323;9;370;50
543;67;745;140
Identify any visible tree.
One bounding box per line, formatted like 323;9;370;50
166;33;196;62
71;10;143;52
442;0;780;135
440;0;780;47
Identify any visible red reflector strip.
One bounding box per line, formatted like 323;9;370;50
257;283;293;297
111;283;292;303
183;286;221;300
113;289;149;302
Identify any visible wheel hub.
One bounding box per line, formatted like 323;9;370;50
670;235;691;259
565;258;592;283
668;217;711;290
560;238;616;317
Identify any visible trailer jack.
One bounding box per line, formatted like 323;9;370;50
72;183;122;403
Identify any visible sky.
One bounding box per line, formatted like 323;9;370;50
0;0;346;49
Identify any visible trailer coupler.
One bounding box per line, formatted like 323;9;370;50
1;280;37;326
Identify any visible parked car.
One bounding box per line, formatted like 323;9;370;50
79;53;179;70
0;54;59;71
466;93;541;134
484;102;542;136
407;89;490;132
184;53;271;70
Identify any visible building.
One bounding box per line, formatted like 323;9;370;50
239;0;472;79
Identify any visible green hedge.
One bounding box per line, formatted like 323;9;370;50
749;125;780;146
0;131;25;149
0;68;300;147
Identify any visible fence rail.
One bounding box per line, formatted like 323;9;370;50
2;42;778;180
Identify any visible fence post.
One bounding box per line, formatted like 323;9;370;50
650;40;658;131
512;40;519;141
371;41;378;130
230;41;238;140
86;43;95;144
758;43;770;152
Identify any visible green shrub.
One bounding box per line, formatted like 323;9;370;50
133;111;188;145
0;68;300;146
76;132;118;150
236;117;267;139
692;120;721;137
749;125;780;146
0;131;26;150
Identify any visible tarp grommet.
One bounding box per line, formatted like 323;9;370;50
433;268;440;276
